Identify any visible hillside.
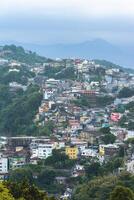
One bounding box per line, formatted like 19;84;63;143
3;39;134;68
0;45;51;65
0;44;133;137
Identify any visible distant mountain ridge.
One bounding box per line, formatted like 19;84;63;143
0;39;133;68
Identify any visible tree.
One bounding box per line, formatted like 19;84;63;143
38;169;56;186
45;149;76;169
100;127;111;134
55;67;76;80
101;133;116;144
3;45;48;65
96;95;114;107
110;186;134;200
6;180;53;200
0;183;14;200
0;85;42;136
119;115;127;128
73;172;134;200
118;87;134;98
73;175;118;200
9;168;34;184
85;162;102;178
38;121;55;136
128;121;134;130
103;157;123;173
72;97;91;108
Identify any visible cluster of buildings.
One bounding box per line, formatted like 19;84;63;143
32;58;134;176
0;52;134;197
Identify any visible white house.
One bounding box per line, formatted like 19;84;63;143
81;148;98;157
126;160;134;174
30;142;54;159
0;157;8;174
125;131;134;140
38;143;54;159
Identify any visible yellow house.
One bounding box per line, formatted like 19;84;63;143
99;145;105;156
65;145;79;159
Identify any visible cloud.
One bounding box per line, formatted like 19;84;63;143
0;0;134;45
1;0;134;19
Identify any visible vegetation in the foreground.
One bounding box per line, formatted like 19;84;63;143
5;149;133;199
1;172;134;200
0;180;55;200
73;172;134;200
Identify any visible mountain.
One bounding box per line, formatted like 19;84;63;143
0;39;134;68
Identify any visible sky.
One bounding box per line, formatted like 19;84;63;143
0;0;134;45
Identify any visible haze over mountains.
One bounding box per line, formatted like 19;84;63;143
0;39;134;68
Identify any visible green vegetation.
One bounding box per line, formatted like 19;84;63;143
2;45;49;64
4;179;55;200
0;183;14;200
118;87;134;98
0;64;35;85
119;115;127;128
100;127;116;144
9;168;34;184
110;185;134;200
8;155;124;197
44;65;76;80
118;101;134;130
44;65;65;78
85;157;123;180
100;127;111;134
8;150;76;194
55;67;77;80
38;121;55;136
45;149;76;169
93;59;122;69
72;97;91;108
101;133;116;144
85;162;102;179
73;172;134;200
73;95;114;108
0;85;42;136
0;84;14;109
96;95;115;107
93;59;134;74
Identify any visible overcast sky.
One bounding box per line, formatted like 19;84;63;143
0;0;134;45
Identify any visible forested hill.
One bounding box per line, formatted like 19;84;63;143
93;59;134;74
0;45;46;136
0;44;133;137
0;45;52;65
0;84;43;136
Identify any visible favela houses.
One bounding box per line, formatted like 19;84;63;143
0;0;134;200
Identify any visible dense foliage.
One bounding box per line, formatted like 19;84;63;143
0;183;14;200
73;172;134;200
118;87;134;98
1;180;55;200
55;67;77;80
110;185;134;200
44;65;65;78
45;149;76;169
2;45;49;64
73;95;114;108
0;85;42;136
8;150;76;194
0;65;35;85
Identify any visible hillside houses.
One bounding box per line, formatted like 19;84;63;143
0;48;134;198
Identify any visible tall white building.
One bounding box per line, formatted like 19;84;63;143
30;142;54;159
38;143;54;159
126;160;134;174
0;157;8;174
